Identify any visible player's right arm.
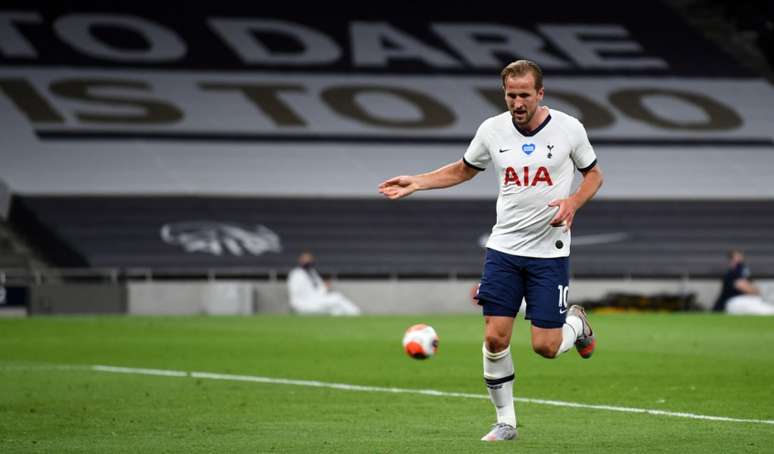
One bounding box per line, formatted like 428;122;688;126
378;159;479;200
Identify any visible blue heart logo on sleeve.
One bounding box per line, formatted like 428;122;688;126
522;143;536;155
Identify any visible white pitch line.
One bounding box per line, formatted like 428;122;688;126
88;364;774;426
92;365;188;377
513;397;774;425
0;364;86;372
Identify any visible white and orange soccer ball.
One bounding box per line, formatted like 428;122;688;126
402;324;439;359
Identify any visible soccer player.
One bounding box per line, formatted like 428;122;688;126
378;60;603;441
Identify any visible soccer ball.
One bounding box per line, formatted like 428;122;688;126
402;324;439;359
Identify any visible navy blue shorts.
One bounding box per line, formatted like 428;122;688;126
476;248;570;329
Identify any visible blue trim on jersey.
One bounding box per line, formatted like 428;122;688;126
513;113;552;137
463;156;485;171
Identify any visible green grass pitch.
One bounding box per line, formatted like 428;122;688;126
1;313;774;453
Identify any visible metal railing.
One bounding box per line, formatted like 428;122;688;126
0;267;287;285
0;266;727;287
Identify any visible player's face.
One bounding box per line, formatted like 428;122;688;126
503;74;544;128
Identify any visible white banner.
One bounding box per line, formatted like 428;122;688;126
1;69;773;198
2;69;773;139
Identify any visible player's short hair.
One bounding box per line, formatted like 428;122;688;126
500;60;543;91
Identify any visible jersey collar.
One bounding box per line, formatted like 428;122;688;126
512;110;552;137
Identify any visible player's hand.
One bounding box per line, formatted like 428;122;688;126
378;176;419;200
548;197;579;232
470;283;482;308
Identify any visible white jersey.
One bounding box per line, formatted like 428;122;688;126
463;108;597;258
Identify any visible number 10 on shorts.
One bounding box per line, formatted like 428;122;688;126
558;285;569;313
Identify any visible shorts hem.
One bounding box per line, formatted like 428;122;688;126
480;298;519;318
529;318;564;329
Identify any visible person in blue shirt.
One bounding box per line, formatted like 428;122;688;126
713;250;774;315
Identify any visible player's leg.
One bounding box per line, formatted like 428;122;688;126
483;314;516;425
476;249;523;441
480;315;518;441
530;324;562;358
524;257;594;358
530;313;588;358
530;317;588;358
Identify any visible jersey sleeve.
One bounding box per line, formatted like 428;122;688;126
462;121;492;171
568;118;597;172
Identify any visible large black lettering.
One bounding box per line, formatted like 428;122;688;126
53;14;185;62
0;78;64;123
477;87;614;129
609;88;742;130
321;85;454;128
208;19;340;65
49;79;182;124
200;83;307;126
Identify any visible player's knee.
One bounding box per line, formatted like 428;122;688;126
532;339;560;359
485;334;509;353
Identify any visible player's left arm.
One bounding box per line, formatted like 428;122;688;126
548;163;604;232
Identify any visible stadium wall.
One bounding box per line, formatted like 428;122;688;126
28;284;126;315
12;278;774;316
120;278;733;315
128;282;254;315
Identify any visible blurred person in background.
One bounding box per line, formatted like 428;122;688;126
287;251;361;316
713;249;774;315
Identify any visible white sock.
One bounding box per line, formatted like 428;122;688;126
556;315;583;356
483;344;516;428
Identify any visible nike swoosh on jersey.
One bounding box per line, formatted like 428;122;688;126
499;148;511;153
